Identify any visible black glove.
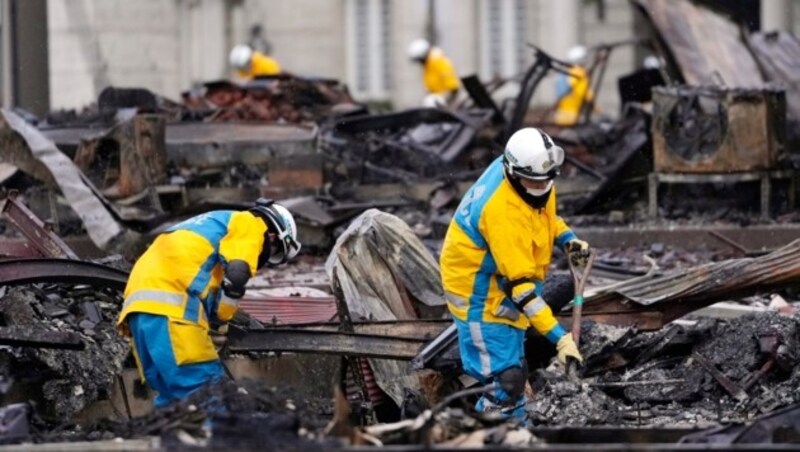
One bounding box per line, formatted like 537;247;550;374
566;239;591;267
222;259;251;299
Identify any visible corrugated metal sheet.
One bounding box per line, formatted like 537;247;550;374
636;0;764;87
587;239;800;307
239;294;338;325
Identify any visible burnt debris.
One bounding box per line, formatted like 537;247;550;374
530;313;800;428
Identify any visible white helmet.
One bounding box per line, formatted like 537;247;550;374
422;93;446;108
567;45;587;64
229;45;253;70
250;198;301;266
643;55;662;70
408;39;431;61
503;128;565;181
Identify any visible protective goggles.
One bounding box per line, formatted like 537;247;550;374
503;145;564;181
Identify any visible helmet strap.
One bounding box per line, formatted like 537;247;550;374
505;169;552;209
257;232;272;268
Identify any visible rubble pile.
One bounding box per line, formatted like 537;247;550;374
321;109;495;185
44;379;334;449
530;313;800;427
0;285;128;421
182;77;357;124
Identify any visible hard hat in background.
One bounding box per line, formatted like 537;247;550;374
503;128;565;181
408;39;431;62
229;45;254;70
566;45;587;65
643;55;662;70
422;93;446;108
249;198;302;267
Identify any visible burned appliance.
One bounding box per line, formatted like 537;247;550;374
651;86;786;173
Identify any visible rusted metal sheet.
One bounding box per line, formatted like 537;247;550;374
265;154;324;196
0;258;128;290
0;191;79;259
239;295;338;325
182;76;355;124
568;240;800;330
748;31;800;145
636;0;764;87
652;86;786;173
0;240;43;258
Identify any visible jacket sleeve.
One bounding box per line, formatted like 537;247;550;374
219;211;267;277
479;204;565;342
554;215;577;250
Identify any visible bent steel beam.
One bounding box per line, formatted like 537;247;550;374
0;258;128;291
0;191;79;259
226;325;426;360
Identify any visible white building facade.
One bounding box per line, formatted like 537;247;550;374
1;0;797;116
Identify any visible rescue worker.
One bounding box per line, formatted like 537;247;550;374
407;39;460;107
117;198;301;407
554;46;594;126
229;44;282;80
440;128;590;422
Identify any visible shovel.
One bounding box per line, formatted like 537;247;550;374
565;249;596;380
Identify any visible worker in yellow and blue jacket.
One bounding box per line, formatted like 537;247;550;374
408;39;460;107
229;44;282;80
440;128;590;422
117;198;301;407
554;46;595;126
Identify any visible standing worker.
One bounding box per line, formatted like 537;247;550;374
229;44;282;80
117;198;301;407
407;39;460;107
554;46;594;126
440;128;591;422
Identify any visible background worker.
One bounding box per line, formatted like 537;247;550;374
554;45;594;126
117;198;301;407
407;38;460;107
229;44;282;80
439;127;591;423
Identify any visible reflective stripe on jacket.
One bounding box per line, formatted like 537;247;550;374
118;210;266;335
424;48;460;95
440;157;575;338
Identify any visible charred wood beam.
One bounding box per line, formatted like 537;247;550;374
227;325;427;360
0;258;128;291
0;326;84;350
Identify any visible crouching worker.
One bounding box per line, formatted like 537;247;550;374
440;128;590;423
117;198;301;407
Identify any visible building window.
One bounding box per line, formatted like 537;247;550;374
346;0;393;100
480;0;529;79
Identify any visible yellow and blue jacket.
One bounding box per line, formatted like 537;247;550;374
424;48;460;95
118;210;266;336
440;157;576;342
237;51;282;79
554;65;593;126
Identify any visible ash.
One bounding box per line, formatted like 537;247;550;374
529;313;800;428
0;285;128;421
64;379;336;449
